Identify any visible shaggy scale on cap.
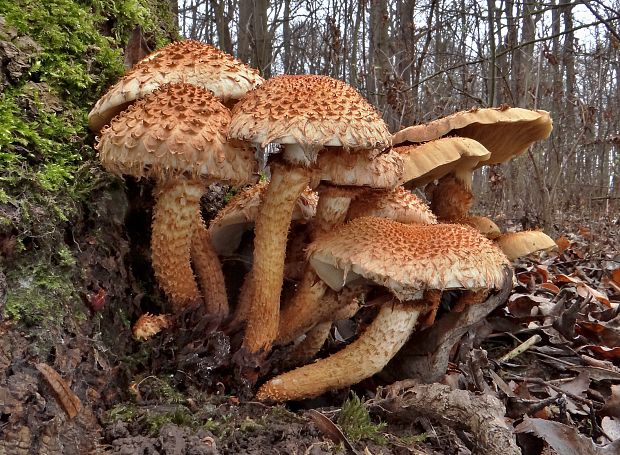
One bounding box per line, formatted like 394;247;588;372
97;83;256;184
307;217;509;300
347;187;437;225
393;107;552;166
229;74;391;161
89;40;263;132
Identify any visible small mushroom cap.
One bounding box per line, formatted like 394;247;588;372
347;187;437;225
89;40;264;132
458;216;501;239
496;230;557;260
229;75;391;160
208;182;318;255
393;107;552;166
307;216;510;300
96;83;257;185
394;137;491;188
315;148;403;189
132;313;173;341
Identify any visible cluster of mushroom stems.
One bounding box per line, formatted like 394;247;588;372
90;40;556;402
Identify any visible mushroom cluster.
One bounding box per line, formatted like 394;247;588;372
90;40;557;403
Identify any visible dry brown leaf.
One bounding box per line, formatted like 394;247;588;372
576;321;620;349
602;385;620;419
555;273;582;284
305;409;359;454
582;345;620;361
556;235;571;252
611;269;620;287
515;416;620;455
539;282;561;294
35;363;82;419
576;284;610;307
601;417;620;441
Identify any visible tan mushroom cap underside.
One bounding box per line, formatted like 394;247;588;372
208;181;318;255
394;137;491;188
347;187;437;225
393;107;552;166
89;40;264;132
96;83;256;185
229;75;391;156
496;230;557;260
308;217;509;300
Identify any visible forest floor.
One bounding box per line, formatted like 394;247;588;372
1;187;619;454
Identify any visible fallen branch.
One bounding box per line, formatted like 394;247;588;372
384;267;513;382
369;380;520;455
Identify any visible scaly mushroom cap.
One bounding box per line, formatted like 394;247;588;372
347;187;437;225
496;230;557;260
89;40;264;132
208;182;318;255
308;217;509;300
229;75;391;163
96;83;256;184
459;216;501;239
316;148;403;189
393;107;553;166
132;313;173;341
394;137;491;188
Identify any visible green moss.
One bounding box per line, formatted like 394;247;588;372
4;254;82;327
0;0;175;332
338;393;387;444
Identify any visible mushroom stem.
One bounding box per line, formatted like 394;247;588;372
242;162;312;353
276;270;328;344
311;187;354;239
275;187;355;344
151;180;204;310
277;277;359;345
257;300;421;402
286;321;332;367
192;226;229;318
426;174;474;221
284;293;360;367
232;270;254;325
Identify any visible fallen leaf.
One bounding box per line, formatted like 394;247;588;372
36;363;82;419
611;269;620;287
539;282;561;294
576;284;610;307
306;409;359;455
515;416;620;455
581;345;620;361
578;226;591;237
576;321;620;349
601;417;620;441
601;385;620;419
556;235;571;252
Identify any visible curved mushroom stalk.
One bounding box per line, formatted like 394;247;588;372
151;180;204;310
243;162;312;353
276;279;360;345
284;293;360;367
285;321;332;367
192;226;228;318
256;300;421;402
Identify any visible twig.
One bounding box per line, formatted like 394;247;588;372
499;335;542;362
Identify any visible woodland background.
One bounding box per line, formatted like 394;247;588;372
174;0;620;233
